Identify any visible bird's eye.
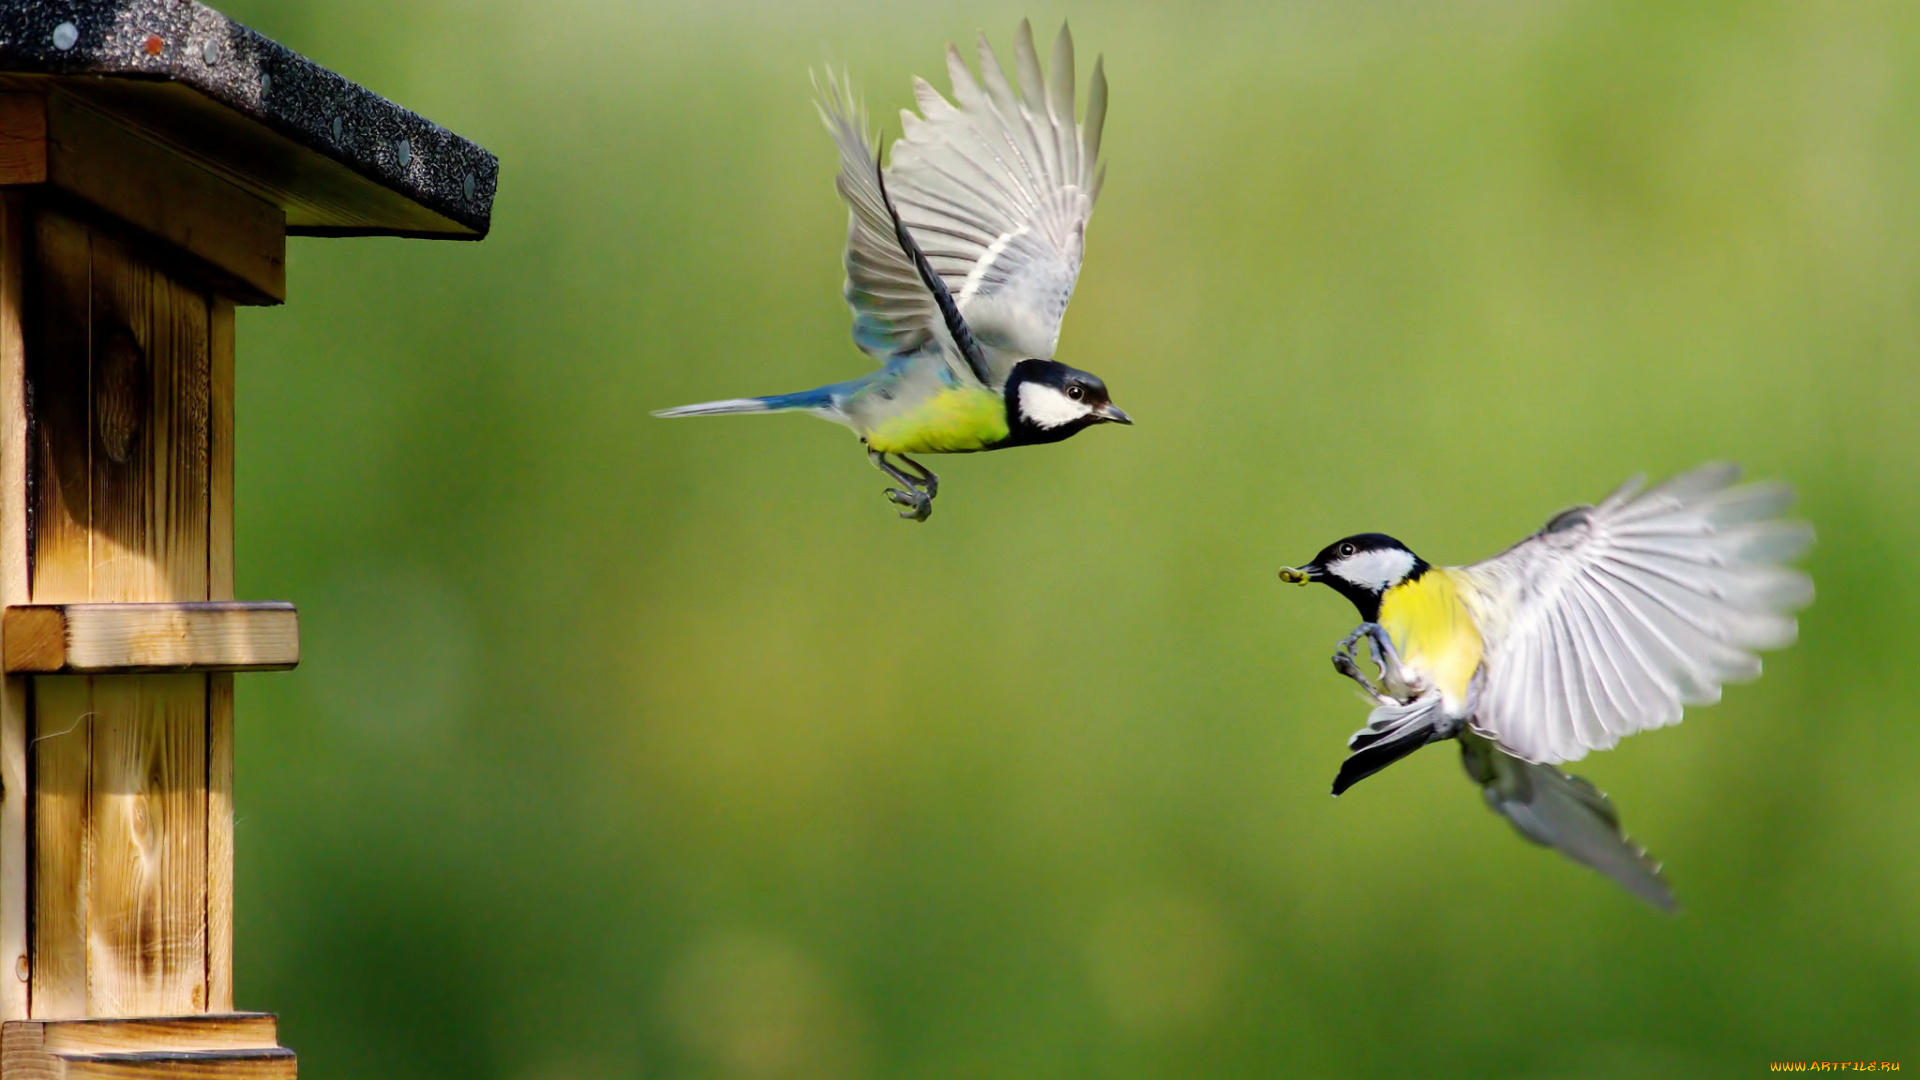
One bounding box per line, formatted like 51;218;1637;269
1338;543;1356;557
1068;385;1085;401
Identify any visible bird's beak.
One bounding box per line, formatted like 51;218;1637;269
1094;402;1132;425
1277;563;1320;585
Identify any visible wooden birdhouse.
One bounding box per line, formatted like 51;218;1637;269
0;3;495;1074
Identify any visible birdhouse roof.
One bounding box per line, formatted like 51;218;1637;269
0;1;496;239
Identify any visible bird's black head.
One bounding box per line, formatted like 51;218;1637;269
1000;359;1132;447
1277;533;1428;622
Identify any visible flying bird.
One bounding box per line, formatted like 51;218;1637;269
1275;464;1814;909
655;21;1129;521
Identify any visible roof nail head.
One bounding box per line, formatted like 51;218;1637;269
331;115;342;140
202;39;220;64
395;138;411;167
51;23;78;51
143;34;163;56
463;172;475;201
260;72;271;96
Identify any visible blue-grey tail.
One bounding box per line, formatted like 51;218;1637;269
653;383;851;419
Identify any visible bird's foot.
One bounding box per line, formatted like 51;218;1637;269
1366;624;1405;682
870;451;939;523
1332;650;1396;706
886;486;934;522
893;454;939;499
1333;623;1400;704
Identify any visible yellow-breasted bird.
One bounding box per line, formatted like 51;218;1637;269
654;21;1129;522
1276;464;1814;909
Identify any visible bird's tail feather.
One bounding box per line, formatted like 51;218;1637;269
1459;733;1676;911
1332;693;1453;796
653;398;775;418
653;385;845;419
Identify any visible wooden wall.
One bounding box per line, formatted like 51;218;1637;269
0;200;234;1020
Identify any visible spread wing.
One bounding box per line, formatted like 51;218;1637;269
1458;734;1674;911
1454;463;1814;764
886;20;1106;386
818;73;987;387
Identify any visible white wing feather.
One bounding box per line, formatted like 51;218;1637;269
1455;464;1814;764
817;73;946;366
885;20;1106;384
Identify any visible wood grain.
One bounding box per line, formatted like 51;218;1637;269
90;225;206;604
86;236;212;1016
25;209;232;1020
27;208;98;1019
5;1012;292;1078
3;606;65;672
89;676;207;1016
27;211;92;605
0;94;47;186
30;677;91;1019
207;294;237;1006
2;604;299;674
45;1047;295;1078
27;1012;278;1054
207;297;235;1013
204;676;232;1014
44;95;284;304
44;76;472;239
0;189;32;1022
208;301;232;607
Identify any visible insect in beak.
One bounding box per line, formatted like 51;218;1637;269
1277;564;1319;585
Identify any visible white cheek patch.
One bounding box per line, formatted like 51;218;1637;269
1018;382;1095;430
1331;548;1416;592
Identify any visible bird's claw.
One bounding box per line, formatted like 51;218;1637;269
886;487;932;521
1333;623;1400;705
1333;649;1396;706
870;450;939;523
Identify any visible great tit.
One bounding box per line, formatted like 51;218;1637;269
1277;464;1814;909
655;21;1130;522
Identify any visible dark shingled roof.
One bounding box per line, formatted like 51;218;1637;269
0;0;496;238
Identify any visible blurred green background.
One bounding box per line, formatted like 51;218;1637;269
214;0;1912;1075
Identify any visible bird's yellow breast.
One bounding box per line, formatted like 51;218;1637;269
1377;568;1484;712
863;386;1009;454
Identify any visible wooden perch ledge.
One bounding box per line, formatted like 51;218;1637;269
3;603;298;674
4;1012;296;1077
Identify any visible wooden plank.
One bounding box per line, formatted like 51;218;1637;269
45;76;475;239
206;296;234;1013
88;227;167;602
0;1018;54;1080
208;301;232;607
204;676;232;1014
27;210;93;605
0;94;47;186
44;1015;275;1055
26;211;230;1019
57;1047;296;1079
83;232;212;1017
11;1013;277;1056
44;95;284;305
5;1013;289;1077
0;189;33;1022
88;676;207;1017
2;605;300;674
0;1019;49;1080
30;677;91;1020
4;607;66;672
27;208;98;1020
